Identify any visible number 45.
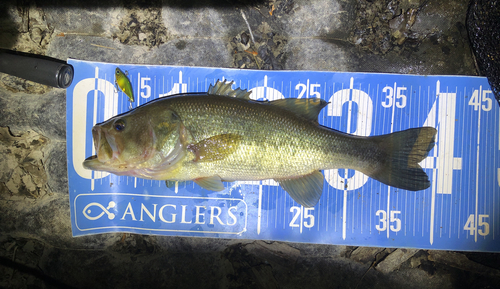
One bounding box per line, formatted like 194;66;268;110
468;89;492;112
464;214;489;236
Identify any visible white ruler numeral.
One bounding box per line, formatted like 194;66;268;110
468;89;493;111
325;77;373;191
295;80;321;98
381;84;407;108
375;210;401;233
464;214;490;236
421;81;461;194
289;206;315;233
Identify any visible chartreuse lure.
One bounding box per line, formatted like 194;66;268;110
115;68;134;102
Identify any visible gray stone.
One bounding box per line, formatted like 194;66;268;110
284;38;349;71
0;0;498;288
376;248;420;273
351;246;385;263
149;38;233;67
280;0;350;37
0;89;66;140
428;250;500;279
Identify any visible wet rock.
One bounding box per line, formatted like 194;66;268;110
114;5;167;48
284;38;349;71
44;141;68;195
0;3;55;94
0;89;66;140
230;25;287;70
150;38;233;67
0;1;498;288
162;5;243;39
350;246;385;264
376;248;419;274
241;32;250;45
0;127;48;200
428;251;500;279
281;0;347;37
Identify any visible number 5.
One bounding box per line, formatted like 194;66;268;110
478;214;490;236
310;84;320;98
303;208;315;228
141;77;151;99
390;210;401;232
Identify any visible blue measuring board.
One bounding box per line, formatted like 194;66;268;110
66;59;500;252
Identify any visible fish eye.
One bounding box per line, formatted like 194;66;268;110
114;120;126;132
115;69;120;75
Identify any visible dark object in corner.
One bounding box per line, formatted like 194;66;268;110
467;0;500;106
0;49;74;89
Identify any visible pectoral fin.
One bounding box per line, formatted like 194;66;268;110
275;171;324;207
194;176;225;191
188;134;242;162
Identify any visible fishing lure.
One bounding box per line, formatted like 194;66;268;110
115;67;134;102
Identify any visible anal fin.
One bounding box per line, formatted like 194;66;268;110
275;171;324;208
194;176;225;191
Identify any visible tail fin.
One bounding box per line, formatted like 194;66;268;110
367;127;437;191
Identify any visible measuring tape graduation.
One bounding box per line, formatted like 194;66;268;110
66;59;500;252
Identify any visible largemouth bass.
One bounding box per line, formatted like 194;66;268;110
83;81;437;207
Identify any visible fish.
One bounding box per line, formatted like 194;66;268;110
115;68;134;102
83;80;437;207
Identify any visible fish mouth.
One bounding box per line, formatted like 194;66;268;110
83;155;103;170
82;126;119;170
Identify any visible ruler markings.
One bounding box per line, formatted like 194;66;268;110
370;84;378;234
483;98;488;241
497;107;500;240
257;185;262;234
275;185;278;229
496;105;500;239
466;87;473;240
475;86;482;242
423;85;429;236
448;87;455;238
407;84;413;236
457;87;464;238
386;81;397;239
69;61;499;250
300;205;303;234
415;85;420;237
430;82;438;244
342;80;353;239
283;187;286;230
442;86;450;238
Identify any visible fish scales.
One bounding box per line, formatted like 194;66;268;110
166;94;362;180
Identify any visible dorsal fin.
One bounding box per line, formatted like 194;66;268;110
208;80;252;100
271;98;328;122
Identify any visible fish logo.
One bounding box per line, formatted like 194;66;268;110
82;201;117;220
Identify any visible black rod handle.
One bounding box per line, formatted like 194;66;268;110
0;49;74;88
